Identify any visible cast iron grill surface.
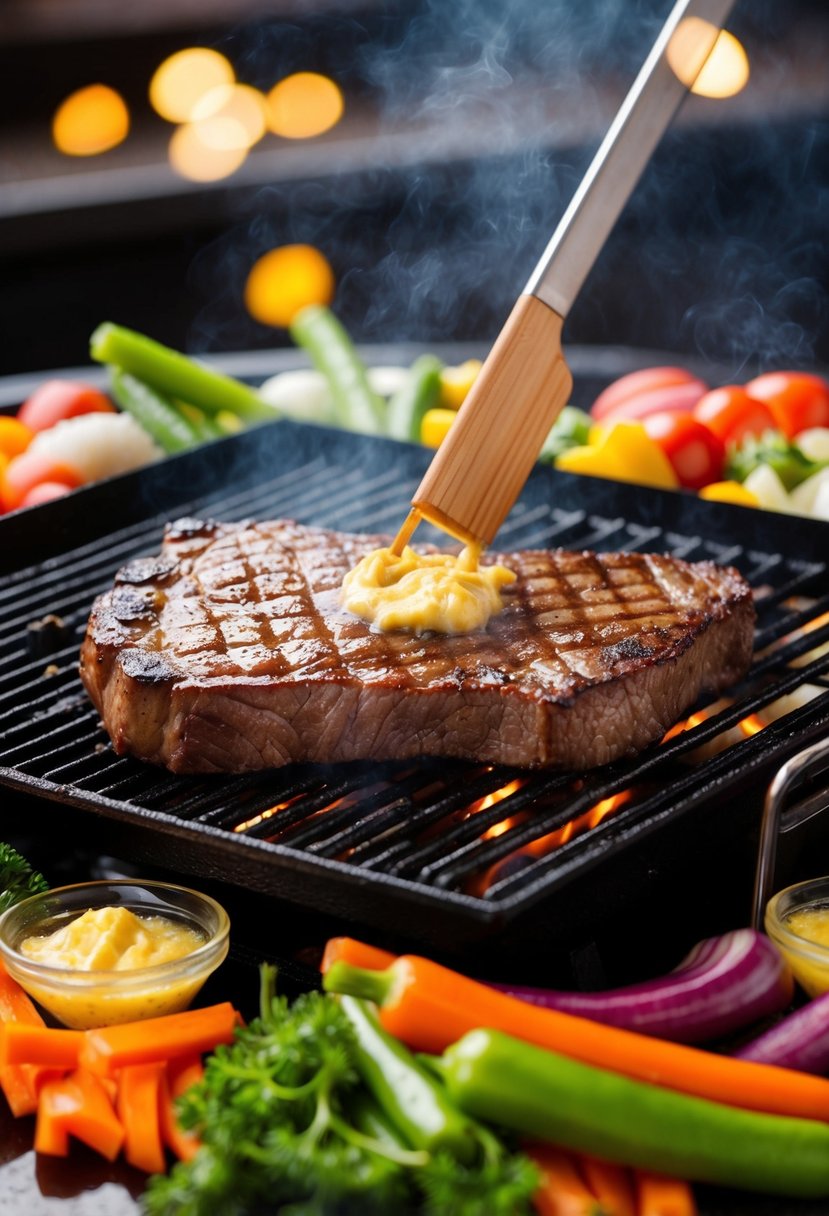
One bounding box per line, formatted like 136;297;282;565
1;421;828;943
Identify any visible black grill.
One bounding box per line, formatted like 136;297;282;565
2;420;829;949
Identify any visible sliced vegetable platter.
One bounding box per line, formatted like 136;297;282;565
2;309;828;522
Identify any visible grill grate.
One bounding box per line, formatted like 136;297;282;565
2;421;829;943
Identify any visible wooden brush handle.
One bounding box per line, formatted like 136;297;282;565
412;294;571;545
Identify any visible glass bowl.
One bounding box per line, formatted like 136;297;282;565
0;879;229;1028
765;877;829;997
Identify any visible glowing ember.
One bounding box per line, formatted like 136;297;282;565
739;714;766;737
233;797;303;834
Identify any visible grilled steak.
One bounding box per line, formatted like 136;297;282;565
80;518;755;773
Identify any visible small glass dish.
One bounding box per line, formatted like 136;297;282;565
0;879;229;1028
766;877;829;998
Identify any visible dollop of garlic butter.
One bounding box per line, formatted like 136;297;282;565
341;544;516;634
20;905;203;972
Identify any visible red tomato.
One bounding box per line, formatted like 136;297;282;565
17;380;114;433
19;481;74;508
597;380;708;425
1;450;84;511
744;371;829;439
642;411;725;490
692;386;777;448
591;367;707;420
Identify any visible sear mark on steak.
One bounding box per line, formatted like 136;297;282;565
79;519;756;774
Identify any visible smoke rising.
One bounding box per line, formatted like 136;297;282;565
192;0;829;372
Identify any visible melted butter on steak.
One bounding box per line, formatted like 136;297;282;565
79;519;756;773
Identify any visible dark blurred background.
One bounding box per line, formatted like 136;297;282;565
0;0;827;378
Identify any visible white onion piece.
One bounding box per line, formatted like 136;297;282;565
29;413;162;482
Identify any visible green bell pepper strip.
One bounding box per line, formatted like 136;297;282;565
435;1027;829;1199
387;354;443;442
289;306;386;435
338;996;478;1165
91;322;276;423
109;370;200;455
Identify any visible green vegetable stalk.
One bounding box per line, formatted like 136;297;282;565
90;323;276;424
110;370;200;455
0;842;48;914
434;1027;829;1198
387;355;443;442
144;967;537;1216
290;305;386;435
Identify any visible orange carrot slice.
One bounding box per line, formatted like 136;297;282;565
159;1055;204;1162
634;1170;697;1216
80;1002;238;1076
0;1024;83;1069
320;937;396;974
117;1062;166;1174
36;1068;124;1162
579;1155;636;1216
524;1143;604;1216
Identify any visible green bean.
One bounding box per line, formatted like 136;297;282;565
109;370;200;454
91;322;275;423
289;306;386;434
387;355;443;442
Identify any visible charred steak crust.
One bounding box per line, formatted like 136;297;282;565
80;518;756;773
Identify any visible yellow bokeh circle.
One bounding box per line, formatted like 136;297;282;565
150;48;235;123
168;123;249;182
244;245;336;327
52;85;130;156
266;73;344;140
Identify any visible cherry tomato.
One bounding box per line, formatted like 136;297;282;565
591;367;707;420
0;416;33;460
642;411;725;490
17;380;114;433
744;372;829;439
1;450;84;511
692;386;777;448
19;481;74;508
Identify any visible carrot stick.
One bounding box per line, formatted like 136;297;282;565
579;1155;636;1216
0;961;44;1025
0;1024;83;1069
320;937;397;974
37;1068;124;1161
324;956;829;1122
159;1055;203;1162
524;1143;605;1216
0;961;54;1115
117;1062;166;1174
79;1002;238;1077
34;1079;71;1157
633;1171;697;1216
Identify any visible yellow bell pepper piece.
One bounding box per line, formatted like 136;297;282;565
699;480;760;507
420;407;457;449
555;421;679;491
439;360;482;410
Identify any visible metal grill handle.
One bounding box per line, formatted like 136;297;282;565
751;736;829;930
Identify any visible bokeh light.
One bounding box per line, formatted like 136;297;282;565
668;18;750;99
244;245;336;327
191;84;268;148
52;85;130;156
168;122;249;181
266;73;344;140
150;48;235;123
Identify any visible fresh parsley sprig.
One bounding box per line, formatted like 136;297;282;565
0;842;48;914
144;966;536;1216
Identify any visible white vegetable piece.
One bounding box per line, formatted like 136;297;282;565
795;428;829;463
258;369;332;424
742;464;793;514
790;467;829;522
29;413;162;483
366;366;409;398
